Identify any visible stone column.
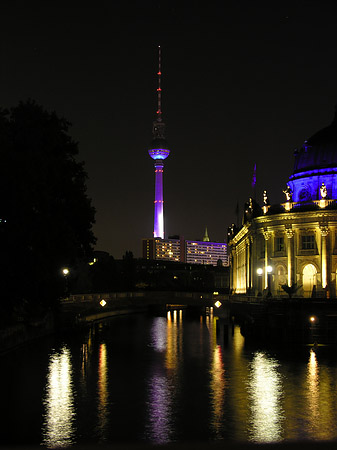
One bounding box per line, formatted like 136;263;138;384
263;230;271;290
231;246;236;293
320;225;329;289
249;235;254;293
285;227;294;287
246;238;250;293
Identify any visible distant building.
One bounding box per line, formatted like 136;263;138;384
229;107;337;297
142;237;182;262
142;228;228;267
185;240;228;266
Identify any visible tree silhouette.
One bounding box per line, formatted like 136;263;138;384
280;283;301;299
0;100;96;320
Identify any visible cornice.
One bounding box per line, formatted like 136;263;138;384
254;209;337;226
229;223;250;245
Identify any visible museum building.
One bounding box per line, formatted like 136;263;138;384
229;108;337;297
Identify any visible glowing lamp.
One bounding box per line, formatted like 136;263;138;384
214;301;222;308
310;316;316;323
62;268;69;276
257;268;263;276
266;265;273;273
100;300;106;307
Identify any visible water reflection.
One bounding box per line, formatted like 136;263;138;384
146;310;183;443
303;348;337;440
80;327;93;378
96;342;109;441
306;348;319;437
147;372;172;443
248;352;284;443
166;309;182;370
151;316;167;351
210;343;226;437
33;313;337;446
42;346;76;448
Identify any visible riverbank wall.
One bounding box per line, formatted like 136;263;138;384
0;311;55;354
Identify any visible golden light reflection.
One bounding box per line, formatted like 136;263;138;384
210;345;226;437
303;349;336;440
248;352;284;443
306;349;319;436
42;346;76;448
97;342;109;440
166;310;181;371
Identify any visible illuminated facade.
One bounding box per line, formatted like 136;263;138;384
142;235;228;266
142;238;182;262
229;108;337;297
185;240;228;266
148;46;170;239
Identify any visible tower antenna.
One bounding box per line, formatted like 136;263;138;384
157;45;162;122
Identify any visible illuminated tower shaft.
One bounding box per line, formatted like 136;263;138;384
148;46;170;239
154;161;164;238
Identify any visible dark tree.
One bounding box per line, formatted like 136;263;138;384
0;100;96;320
280;283;301;299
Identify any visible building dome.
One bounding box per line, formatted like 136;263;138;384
288;107;337;202
293;108;337;174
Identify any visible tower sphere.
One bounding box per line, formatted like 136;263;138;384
148;141;170;160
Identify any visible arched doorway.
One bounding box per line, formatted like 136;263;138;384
303;264;317;297
275;265;287;295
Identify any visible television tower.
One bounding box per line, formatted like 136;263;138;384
148;46;170;239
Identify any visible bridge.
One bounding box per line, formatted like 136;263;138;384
60;291;337;345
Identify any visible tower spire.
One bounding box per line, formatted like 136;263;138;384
203;227;210;242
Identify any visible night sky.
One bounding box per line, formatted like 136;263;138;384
1;0;337;258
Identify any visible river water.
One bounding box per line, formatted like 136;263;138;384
2;309;337;447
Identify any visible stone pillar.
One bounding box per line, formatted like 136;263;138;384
285;227;294;287
320;225;329;289
246;238;250;293
231;246;237;293
263;230;271;290
249;235;254;293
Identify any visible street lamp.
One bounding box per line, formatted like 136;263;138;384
257;268;263;295
256;266;273;297
62;267;70;297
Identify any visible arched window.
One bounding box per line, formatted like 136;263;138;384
303;264;317;297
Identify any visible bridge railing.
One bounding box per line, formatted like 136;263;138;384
62;291;230;304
